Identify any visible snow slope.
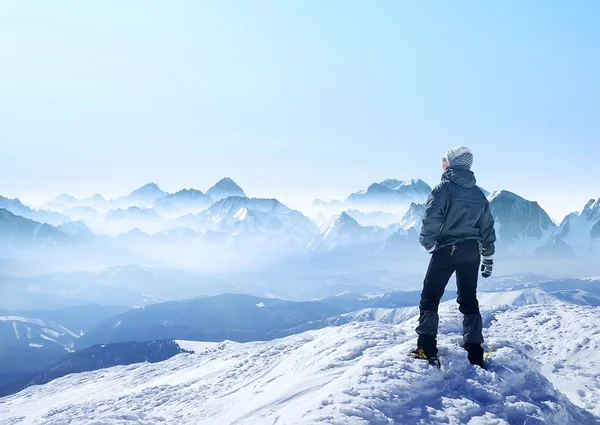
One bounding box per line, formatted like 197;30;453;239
2;301;599;424
477;288;563;307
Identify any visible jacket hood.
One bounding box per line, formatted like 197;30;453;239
442;167;477;189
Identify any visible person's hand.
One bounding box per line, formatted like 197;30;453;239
481;258;493;278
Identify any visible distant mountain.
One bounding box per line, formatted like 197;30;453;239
0;209;70;246
0;314;79;388
312;199;343;208
54;194;77;204
57;220;94;238
319;289;456;312
153;189;211;217
592;220;600;239
107;206;161;221
322;307;418;327
77;293;343;348
489;190;557;255
104;206;168;235
551;289;600;306
0;340;189;397
0;196;70;226
63;206;103;221
116;228;153;242
178;197;319;245
2;304;131;335
477;288;562;307
555;198;600;246
88;194;106;202
346;179;431;205
399;202;425;231
312;212;384;252
206;177;246;202
344;209;401;227
118;183;167;207
375;202;425;240
313;212;335;231
44;193;108;213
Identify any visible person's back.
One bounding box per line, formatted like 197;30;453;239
411;146;496;368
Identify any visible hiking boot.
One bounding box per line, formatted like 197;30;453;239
463;343;484;367
409;347;441;368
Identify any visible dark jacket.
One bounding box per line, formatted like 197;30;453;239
419;166;496;257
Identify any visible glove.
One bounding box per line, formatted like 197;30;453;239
481;258;493;278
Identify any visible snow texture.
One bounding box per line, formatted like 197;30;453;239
1;300;599;425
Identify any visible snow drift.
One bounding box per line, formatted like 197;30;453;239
1;300;599;425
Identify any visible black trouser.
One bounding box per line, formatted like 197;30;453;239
416;239;483;357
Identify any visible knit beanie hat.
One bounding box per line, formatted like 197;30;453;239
445;146;473;169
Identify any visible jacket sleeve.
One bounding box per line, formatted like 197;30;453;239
479;199;496;258
419;184;447;251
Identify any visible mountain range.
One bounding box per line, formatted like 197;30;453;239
1;178;598;275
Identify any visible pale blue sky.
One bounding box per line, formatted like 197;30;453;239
0;1;598;219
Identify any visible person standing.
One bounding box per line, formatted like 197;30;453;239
411;146;496;368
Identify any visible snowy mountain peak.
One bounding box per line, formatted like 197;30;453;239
319;211;383;248
400;202;425;230
380;178;431;192
489;189;521;202
332;212;361;228
152;189;211;218
553;197;600;246
583;198;600;220
206;178;246;202
177;196;319;244
489;190;556;254
346;179;431;205
172;188;205;198
129;183;164;197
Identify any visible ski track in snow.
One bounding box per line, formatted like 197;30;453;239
1;303;600;425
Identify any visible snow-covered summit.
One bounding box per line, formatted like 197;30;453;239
345;178;431;205
555;198;600;245
489;190;557;255
399;202;425;230
317;212;384;250
153;189;211;217
161;188;207;202
3;301;599;424
130;183;165;197
178;197;319;243
206;177;246;202
119;183;167;207
380;178;431;193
